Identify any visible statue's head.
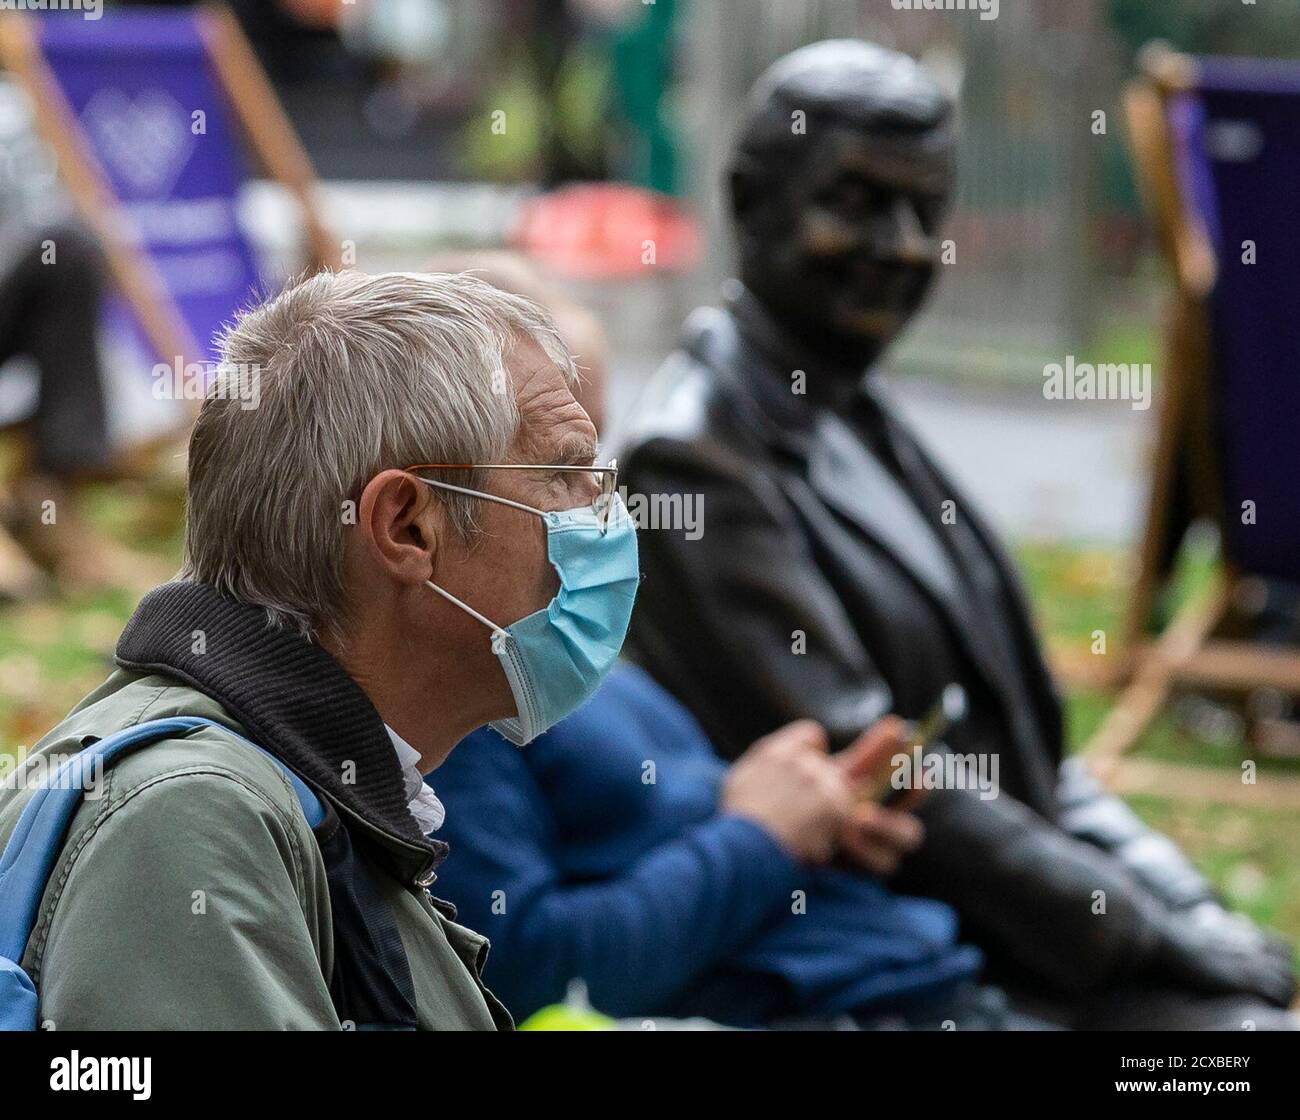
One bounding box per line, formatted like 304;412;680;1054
728;40;955;367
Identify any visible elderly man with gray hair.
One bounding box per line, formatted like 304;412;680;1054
0;271;639;1030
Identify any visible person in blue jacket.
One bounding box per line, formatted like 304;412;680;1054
430;661;998;1028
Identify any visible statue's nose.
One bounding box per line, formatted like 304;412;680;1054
879;197;933;265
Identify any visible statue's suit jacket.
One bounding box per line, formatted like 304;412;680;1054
620;297;1063;818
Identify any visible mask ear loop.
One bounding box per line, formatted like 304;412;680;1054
425;578;527;734
414;474;539;644
424;579;507;638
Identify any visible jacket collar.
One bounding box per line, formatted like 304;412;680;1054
115;580;445;886
687;295;1021;710
722;289;869;440
686;295;965;611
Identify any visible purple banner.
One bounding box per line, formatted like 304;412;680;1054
1175;58;1300;581
39;11;262;364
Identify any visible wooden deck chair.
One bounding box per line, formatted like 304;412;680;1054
0;4;336;461
1087;44;1300;806
0;5;336;594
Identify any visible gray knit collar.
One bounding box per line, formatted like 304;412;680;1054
116;580;446;886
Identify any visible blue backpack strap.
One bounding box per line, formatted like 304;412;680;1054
0;716;324;1029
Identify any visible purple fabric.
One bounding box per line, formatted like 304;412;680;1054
40;11;261;362
1172;59;1300;581
1198;55;1300;96
1168;93;1220;248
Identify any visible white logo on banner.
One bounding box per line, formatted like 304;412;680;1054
81;88;196;196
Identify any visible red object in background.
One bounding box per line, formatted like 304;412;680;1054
513;183;702;279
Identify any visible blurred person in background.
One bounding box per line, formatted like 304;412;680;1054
0;217;108;598
435;667;1021;1029
0;73;172;599
0;270;635;1028
0;83;163;600
619;40;1296;1029
0;216;110;482
424;249;609;431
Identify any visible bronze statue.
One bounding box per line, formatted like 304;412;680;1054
622;40;1297;1029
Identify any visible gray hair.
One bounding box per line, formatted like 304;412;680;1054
181;269;575;639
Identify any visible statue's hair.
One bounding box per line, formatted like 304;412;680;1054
734;39;951;165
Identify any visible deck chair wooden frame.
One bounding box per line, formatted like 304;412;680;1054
0;2;337;461
1086;45;1300;807
0;4;338;596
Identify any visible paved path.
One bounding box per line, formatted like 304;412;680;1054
888;379;1151;546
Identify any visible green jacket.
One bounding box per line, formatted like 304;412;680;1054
0;669;512;1030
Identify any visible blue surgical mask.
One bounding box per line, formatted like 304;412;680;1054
421;484;639;745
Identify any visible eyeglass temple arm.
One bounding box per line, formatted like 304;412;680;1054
415;476;547;518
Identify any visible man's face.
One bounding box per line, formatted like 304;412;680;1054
739;121;954;360
436;336;600;634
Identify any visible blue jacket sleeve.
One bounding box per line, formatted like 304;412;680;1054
433;734;802;1021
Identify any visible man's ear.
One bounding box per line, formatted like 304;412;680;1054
357;470;441;585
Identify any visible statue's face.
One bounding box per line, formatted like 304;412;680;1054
737;121;954;362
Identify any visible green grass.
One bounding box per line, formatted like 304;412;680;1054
1018;539;1300;954
1081;316;1161;374
0;482;183;752
1126;794;1300;952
